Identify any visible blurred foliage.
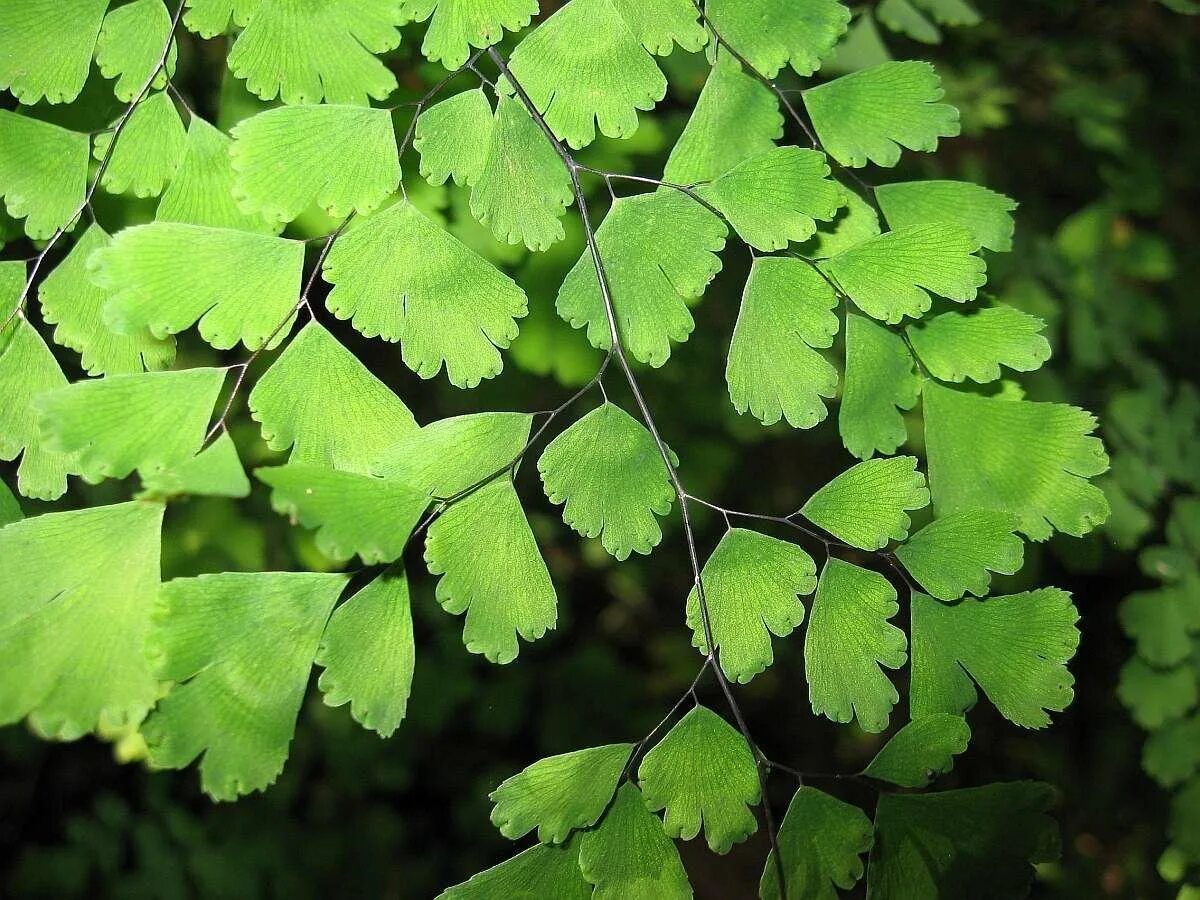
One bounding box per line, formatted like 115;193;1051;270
1;0;1198;897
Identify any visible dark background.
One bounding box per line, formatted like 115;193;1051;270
2;1;1198;897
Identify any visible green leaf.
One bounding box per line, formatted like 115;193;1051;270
805;559;907;732
230;104;401;225
558;190;726;366
227;0;403;105
0;501;162;739
578;782;692;899
867;783;1059;898
436;841;592;900
607;0;707;54
92;222;304;350
472;95;574;251
373;411;533;498
415;88;494;187
877;0;940;42
839;312;920;460
912;0;980;26
702;146;843;251
924;383;1110;540
908;307;1051;384
400;0;538;69
95;0;178;102
0;264;74;499
322;200;527;387
183;0;260;37
705;0;850;77
137;432;250;499
687;527;816;683
316;567;415;738
538;402;675;560
249;322;418;474
895;510;1024;601
425;477;557;663
1120;587;1200;667
801;456;929;549
0;111;88;239
727;257;838;429
0;481;21;526
639;705;760;853
759;786;873;900
256;463;428;563
662;53;782;185
876;180;1017;252
157;117;279;232
821;224;986;323
0;0;109;104
144;572;346;801
802;189;881;258
34;367;224;482
506;0;694;150
93;90;187;198
489;742;632;842
911;589;1080;728
803;61;960;168
1117;657;1198;730
822;8;892;75
862;714;971;787
38;224;175;375
1144;715;1200;787
1171;779;1200;861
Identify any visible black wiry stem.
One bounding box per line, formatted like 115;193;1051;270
489;46;791;898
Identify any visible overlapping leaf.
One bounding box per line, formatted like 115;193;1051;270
821;224;986;323
805;559;907;732
0;0;109;104
316;567;415;738
506;0;704;149
662;53;782;185
639;705;760;853
686;528;815;683
839;312;920;459
400;0;538;69
95;0;178;102
801;456;929;549
558;190;726;365
760;786;873;900
876;179;1017;252
256;463;428;563
803;61;960;167
908;306;1051;384
249;322;418;473
38;224;175;375
93;90;187;197
227;0;405;105
490;742;632;842
322;200;527;387
578;782;691;898
924;383;1110;540
704;0;850;77
35;367;224;483
701;146;843;251
0;112;88;239
144;572;346;800
896;510;1024;601
230;104;401;224
0;502;163;740
425;477;557;663
538;403;675;560
863;714;971;787
911;589;1080;728
91;222;304;350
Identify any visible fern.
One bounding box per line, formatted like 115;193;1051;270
0;1;1117;897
